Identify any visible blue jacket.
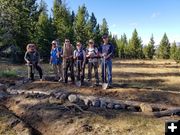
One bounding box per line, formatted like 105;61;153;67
99;43;114;60
50;47;62;64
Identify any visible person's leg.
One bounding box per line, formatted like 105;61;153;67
101;60;107;83
88;62;92;82
64;61;69;83
81;61;85;83
77;61;81;81
28;65;34;81
106;60;112;86
35;64;43;79
53;64;58;80
70;60;75;82
62;61;66;82
94;62;99;85
58;64;63;81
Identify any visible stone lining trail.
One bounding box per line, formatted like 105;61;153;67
1;78;179;118
6;85;180;117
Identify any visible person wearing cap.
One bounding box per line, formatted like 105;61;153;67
50;40;63;81
62;39;75;83
24;43;43;81
73;42;86;84
86;39;99;86
99;34;114;88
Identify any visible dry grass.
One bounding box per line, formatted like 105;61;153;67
113;59;180;91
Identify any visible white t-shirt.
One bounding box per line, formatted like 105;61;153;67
87;47;98;63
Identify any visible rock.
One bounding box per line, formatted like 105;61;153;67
49;96;63;104
114;103;126;110
0;83;6;90
83;98;91;106
68;94;79;103
100;100;107;108
114;104;122;110
107;103;114;109
127;106;137;112
140;103;153;113
0;91;8;100
15;80;24;86
55;92;62;99
60;93;68;101
77;100;88;110
23;78;30;84
91;99;100;107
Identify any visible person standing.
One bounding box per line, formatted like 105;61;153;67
86;39;99;86
73;42;86;84
62;39;75;83
24;43;43;81
99;34;114;88
50;40;63;81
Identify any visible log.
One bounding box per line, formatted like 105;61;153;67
154;108;180;117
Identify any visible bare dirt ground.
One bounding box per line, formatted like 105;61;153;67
0;59;180;135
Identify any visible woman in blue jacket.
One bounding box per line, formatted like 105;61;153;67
50;40;63;81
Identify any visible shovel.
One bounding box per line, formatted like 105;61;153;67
102;57;108;90
75;59;82;87
26;63;35;80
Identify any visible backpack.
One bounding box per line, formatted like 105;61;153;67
75;49;84;61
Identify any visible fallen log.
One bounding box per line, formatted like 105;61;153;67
154;108;180;117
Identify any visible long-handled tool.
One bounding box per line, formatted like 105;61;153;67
102;56;108;90
26;63;35;80
75;57;82;87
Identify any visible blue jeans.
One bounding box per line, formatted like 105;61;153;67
101;59;112;85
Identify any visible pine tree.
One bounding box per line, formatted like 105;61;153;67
157;33;171;59
53;0;72;43
0;0;39;51
143;34;155;59
74;4;89;46
86;12;97;39
35;0;54;59
111;35;118;57
170;41;177;59
174;47;180;63
94;24;101;47
0;0;40;63
129;29;143;59
100;18;109;36
117;33;127;58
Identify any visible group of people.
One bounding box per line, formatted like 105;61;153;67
24;34;114;88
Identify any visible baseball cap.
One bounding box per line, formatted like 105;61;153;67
102;33;108;39
52;40;57;45
88;39;94;44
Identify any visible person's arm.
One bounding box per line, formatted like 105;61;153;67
69;45;74;59
98;45;103;57
49;51;52;64
61;48;63;57
57;47;62;58
94;48;99;58
24;52;30;64
36;52;40;64
73;50;76;60
106;44;114;59
86;48;90;58
38;52;40;63
82;50;86;68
